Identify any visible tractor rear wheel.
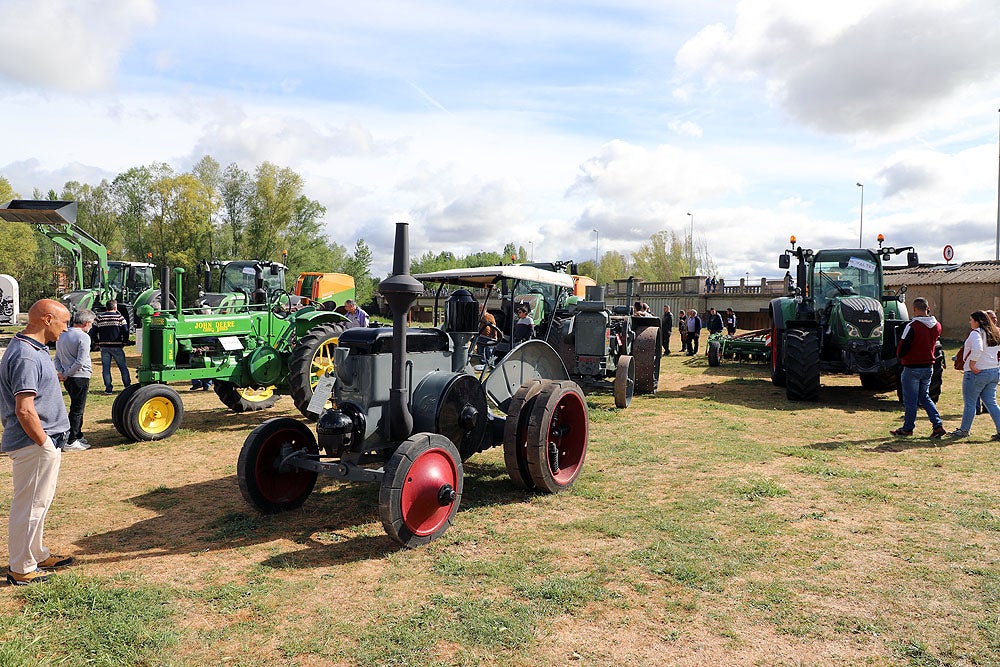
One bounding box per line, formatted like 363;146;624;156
707;340;722;367
632;325;661;393
784;328;820;401
613;355;634;408
238;417;319;514
111;383;143;440
123;384;184;441
214;381;280;412
525;380;589;492
503;379;545;490
770;321;786;387
288;323;345;420
379;433;463;548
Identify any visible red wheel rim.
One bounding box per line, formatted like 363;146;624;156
770;324;779;374
401;447;459;536
545;389;588;485
254;426;315;504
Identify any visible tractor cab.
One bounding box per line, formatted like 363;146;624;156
197;259;287;312
94;262;155;304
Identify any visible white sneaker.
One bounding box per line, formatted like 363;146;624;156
63;439;91;451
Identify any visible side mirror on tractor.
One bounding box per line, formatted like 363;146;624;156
779;254;790;269
907;251;919;267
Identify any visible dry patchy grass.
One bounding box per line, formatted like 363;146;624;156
1;344;999;666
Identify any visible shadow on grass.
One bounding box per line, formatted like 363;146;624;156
808;435;963;453
72;460;530;568
653;375;903;413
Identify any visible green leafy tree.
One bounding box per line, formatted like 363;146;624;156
245;162;302;261
0;175;16;202
632;229;688;282
220;163;251;259
343;239;374;305
148;173;215;300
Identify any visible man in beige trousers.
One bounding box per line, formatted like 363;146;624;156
1;299;77;585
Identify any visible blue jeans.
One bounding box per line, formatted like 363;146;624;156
900;366;941;432
960;368;1000;433
100;347;132;391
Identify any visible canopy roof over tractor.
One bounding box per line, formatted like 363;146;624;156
414;265;575;289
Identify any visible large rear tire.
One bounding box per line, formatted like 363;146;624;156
111;383;143;440
214;380;280;412
288;323;345;420
379;434;463;548
632;325;661;393
503;379;545;490
525;380;589;492
238;417;318;514
784;328;820;402
770;321;786;387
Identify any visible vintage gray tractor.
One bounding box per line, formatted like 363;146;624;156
236;223;590;547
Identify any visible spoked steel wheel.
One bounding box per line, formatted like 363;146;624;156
502;379;545;490
238;417;319;514
379;433;463;548
613;355;635;408
123;385;184;441
525;380;589;493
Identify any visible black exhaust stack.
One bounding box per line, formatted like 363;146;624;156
378;223;425;441
159;265;170;313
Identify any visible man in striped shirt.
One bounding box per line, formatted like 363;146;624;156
92;300;132;394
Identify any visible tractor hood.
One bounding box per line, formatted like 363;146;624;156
835;295;883;338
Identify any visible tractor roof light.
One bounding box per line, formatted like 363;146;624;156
877;233;885;248
789;235;797;247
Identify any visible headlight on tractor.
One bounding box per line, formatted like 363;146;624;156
845;322;860;338
872;324;883;338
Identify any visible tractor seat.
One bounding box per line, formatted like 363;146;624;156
337;326;451;355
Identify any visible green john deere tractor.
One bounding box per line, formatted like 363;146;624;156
111;265;350;441
195;258;288;313
769;234;943;402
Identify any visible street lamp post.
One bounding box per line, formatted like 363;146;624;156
856;182;864;247
592;229;599;285
529;241;533;262
995;108;1000;261
686;212;694;274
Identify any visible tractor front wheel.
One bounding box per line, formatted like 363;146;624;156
123;385;184;441
111;383;143;440
784;328;820;401
214;381;280;412
379;433;463;548
613;355;635;408
238;417;319;513
288;323;345;420
525;380;589;492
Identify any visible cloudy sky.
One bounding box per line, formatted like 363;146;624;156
1;0;999;280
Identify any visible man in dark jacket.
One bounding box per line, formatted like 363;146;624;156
706;308;724;335
661;305;673;355
891;297;946;438
92;300;132;394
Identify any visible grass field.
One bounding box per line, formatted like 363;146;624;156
1;341;999;666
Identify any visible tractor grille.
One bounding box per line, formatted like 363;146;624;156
840;296;882;338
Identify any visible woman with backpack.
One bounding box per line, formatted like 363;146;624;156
951;310;1000;439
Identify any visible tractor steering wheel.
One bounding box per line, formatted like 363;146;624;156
269;289;292;319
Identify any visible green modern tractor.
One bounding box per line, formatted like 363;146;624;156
195;258;288;313
111;265;350;441
0;200;168;325
769;234;941;402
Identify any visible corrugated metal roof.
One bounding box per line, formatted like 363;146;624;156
883;261;1000;285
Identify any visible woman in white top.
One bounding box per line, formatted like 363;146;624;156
951;310;1000;438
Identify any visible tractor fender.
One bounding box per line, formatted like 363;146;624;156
292;308;349;336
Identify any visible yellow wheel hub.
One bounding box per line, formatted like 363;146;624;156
237;386;275;402
137;397;176;434
310;338;339;390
